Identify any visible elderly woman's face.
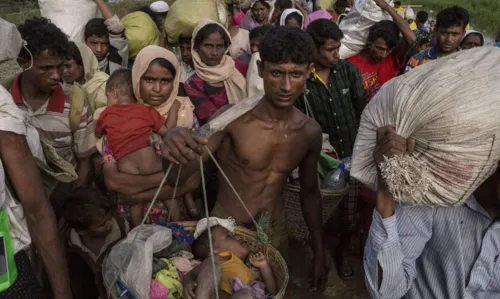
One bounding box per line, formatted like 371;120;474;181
196;32;227;67
139;61;174;107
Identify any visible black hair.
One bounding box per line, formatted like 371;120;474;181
106;68;135;99
367;20;400;49
307;19;344;48
84;18;109;41
253;0;271;10
416;11;429;24
17;17;69;60
250;25;272;41
435;6;469;30
394;1;402;6
150;57;177;77
192;226;217;260
65;42;83;66
259;26;314;65
284;12;303;27
138;6;158;23
62;186;116;231
193;23;231;49
179;36;192;45
335;0;349;8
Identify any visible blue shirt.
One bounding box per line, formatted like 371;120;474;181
405;45;439;73
364;197;500;299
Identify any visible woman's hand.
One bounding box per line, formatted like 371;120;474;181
162;127;208;165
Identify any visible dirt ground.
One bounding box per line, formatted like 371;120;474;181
284;237;369;299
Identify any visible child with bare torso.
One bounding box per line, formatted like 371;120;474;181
96;69;181;226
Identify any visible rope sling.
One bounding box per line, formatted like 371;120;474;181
108;144;270;299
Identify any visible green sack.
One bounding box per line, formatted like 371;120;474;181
122;12;160;59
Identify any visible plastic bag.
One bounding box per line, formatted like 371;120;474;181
339;0;393;59
103;225;172;298
38;0;99;43
164;0;228;43
122;12;160;60
0;18;23;64
351;47;500;207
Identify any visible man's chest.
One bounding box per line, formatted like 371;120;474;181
220;123;309;174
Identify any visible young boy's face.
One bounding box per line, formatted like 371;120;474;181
250;37;262;54
80;214;113;238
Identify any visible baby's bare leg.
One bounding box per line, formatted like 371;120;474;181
164;199;181;222
195;258;222;299
130;204;144;227
183;193;199;218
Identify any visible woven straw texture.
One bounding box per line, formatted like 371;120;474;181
283;184;348;241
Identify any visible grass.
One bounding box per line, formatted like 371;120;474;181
405;0;500;35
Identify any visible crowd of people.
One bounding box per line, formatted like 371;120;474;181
0;0;498;298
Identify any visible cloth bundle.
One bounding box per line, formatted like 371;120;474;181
164;0;228;43
38;0;99;42
351;47;500;207
103;225;172;298
122;12;160;60
339;0;393;59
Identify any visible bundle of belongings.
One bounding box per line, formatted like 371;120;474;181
103;217;277;298
351;47;500;207
165;0;228;43
38;0;100;42
339;0;393;59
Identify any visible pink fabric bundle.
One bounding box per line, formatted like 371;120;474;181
304;9;332;29
150;279;170;299
233;11;245;25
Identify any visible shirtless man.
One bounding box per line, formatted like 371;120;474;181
163;26;327;292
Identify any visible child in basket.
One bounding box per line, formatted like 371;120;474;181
95;69;182;226
61;186;130;299
183;225;277;299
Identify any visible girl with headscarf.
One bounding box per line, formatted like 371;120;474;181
279;8;304;29
184;19;248;125
99;45;198;224
240;0;276;31
460;30;485;50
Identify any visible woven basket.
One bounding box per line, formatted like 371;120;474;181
112;221;289;299
283;184;348;241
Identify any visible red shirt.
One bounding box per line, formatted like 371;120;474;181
96;104;165;160
348;52;404;102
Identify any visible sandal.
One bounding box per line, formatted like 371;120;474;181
335;247;354;280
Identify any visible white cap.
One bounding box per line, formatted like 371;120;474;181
150;1;170;13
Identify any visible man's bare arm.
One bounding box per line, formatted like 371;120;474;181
0;132;72;299
94;0;114;20
298;123;325;292
121;171;201;205
162;129;226;186
74;155;93;188
102;162;166;194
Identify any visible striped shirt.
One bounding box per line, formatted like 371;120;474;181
405;45;439;73
364;197;500;299
10;75;97;165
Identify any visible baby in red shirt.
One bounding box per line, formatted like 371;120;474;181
96;69;180;226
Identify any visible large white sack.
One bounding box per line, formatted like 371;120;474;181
351;47;500;207
38;0;100;42
339;0;393;59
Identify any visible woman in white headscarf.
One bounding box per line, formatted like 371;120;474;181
460;30;485;50
279;8;304;29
